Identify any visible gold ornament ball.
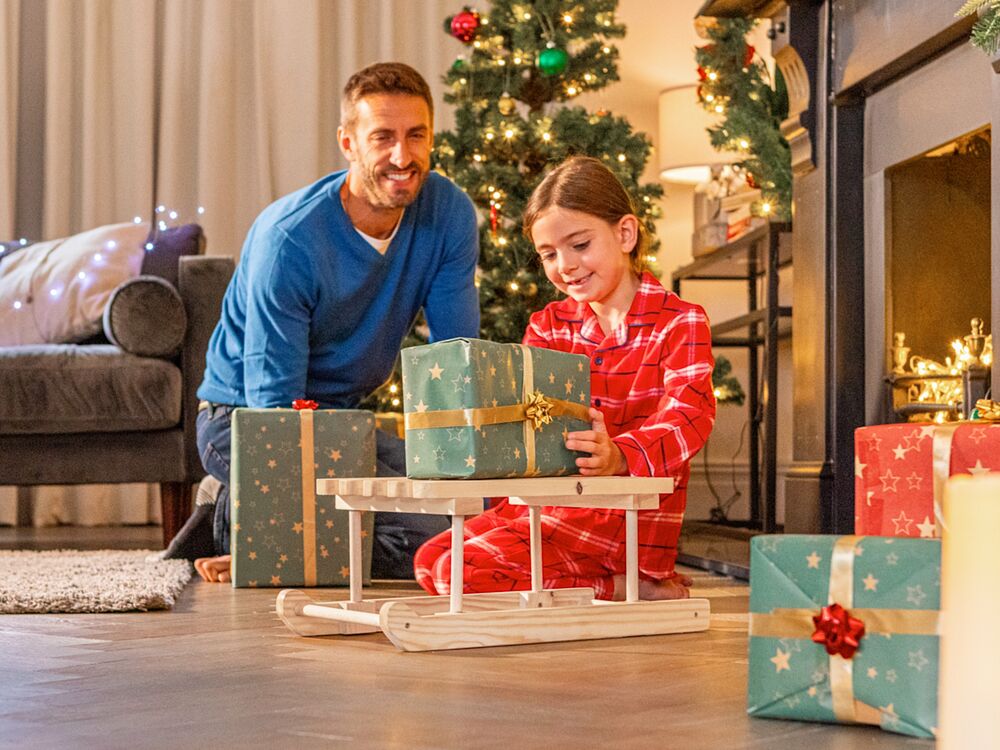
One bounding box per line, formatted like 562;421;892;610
498;93;517;116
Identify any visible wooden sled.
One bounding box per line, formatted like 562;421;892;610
276;476;710;652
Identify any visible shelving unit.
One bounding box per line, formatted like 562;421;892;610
671;222;792;573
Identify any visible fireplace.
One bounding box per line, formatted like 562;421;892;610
860;40;994;426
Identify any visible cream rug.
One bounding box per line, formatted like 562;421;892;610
0;550;192;614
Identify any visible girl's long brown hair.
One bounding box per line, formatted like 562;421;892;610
523;156;648;275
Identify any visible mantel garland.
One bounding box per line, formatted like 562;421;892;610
694;17;791;221
957;1;1000;54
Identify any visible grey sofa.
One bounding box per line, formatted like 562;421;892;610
0;228;234;545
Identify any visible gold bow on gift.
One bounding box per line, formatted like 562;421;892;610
975;399;1000;421
524;390;554;430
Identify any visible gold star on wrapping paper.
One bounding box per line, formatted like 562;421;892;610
806;552;821;569
917;517;936;538
903;430;926;450
855;455;867;478
562;428;569;442
906;472;923;490
352;425;358;432
321;547;329;558
492;399;498;408
892;511;913;535
490;365;497;376
548;372;556;383
580;392;586;402
514;448;521;459
892;445;907;460
292;522;304;534
249;580;258;587
886;669;898;683
465;455;476;468
863;573;879;591
908;650;930;671
414;455;421;463
429;362;444;380
260;485;270;494
279;416;286;423
807;686;817;697
464;376;471;384
770;648;791;673
577;362;584;372
880;470;899;493
248;551;257;560
886;552;899;566
246;536;252;543
340;566;350;578
266;443;272;450
867;667;878;679
279;554;288;563
234;523;241;532
329;449;341;461
564;378;574;395
271;575;281;585
969;459;991;476
865;433;882;451
325;520;334;528
260;426;267;433
415;400;428;413
327;469;336;477
267;459;277;468
360;529;368;538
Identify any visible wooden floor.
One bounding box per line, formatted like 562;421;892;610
0;527;929;749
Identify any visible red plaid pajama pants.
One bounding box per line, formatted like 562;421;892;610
413;497;682;601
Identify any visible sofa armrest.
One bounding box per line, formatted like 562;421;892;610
178;255;235;479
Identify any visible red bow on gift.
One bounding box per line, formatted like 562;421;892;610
292;399;318;411
811;603;865;659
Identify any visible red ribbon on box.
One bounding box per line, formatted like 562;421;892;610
292;399;318;411
812;603;866;659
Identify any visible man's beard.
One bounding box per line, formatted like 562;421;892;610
359;161;428;209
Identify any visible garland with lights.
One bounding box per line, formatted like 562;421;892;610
957;0;1000;53
694;17;790;221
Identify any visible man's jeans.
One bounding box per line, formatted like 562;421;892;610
196;404;447;579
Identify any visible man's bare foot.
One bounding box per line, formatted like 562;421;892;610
194;555;231;583
611;573;693;601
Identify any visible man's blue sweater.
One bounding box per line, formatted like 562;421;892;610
197;169;480;408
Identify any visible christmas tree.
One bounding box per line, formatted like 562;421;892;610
434;0;663;342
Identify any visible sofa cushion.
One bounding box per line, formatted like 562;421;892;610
103;276;187;358
139;224;204;287
0;345;181;435
0;223;149;346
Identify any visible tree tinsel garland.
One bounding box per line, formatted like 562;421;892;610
957;0;1000;54
695;18;791;221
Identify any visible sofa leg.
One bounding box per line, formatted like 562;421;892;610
160;482;193;547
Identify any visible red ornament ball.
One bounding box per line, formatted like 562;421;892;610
744;44;756;67
450;9;480;44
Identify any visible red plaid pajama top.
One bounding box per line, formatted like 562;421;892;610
414;272;716;599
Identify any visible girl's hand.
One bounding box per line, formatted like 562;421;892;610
565;408;628;476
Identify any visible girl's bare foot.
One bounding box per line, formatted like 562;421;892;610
194;555;231;583
611;573;693;601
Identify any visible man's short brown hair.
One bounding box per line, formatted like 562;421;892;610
341;62;434;129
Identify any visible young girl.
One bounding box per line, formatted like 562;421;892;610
413;156;716;601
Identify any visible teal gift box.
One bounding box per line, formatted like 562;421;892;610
401;338;591;479
230;408;376;588
748;535;940;739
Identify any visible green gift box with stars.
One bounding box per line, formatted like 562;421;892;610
229;408;376;588
401;338;592;479
747;534;940;739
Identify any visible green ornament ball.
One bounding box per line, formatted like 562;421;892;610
537;46;568;77
451;56;466;73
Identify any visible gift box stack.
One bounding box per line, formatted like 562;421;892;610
401;338;591;479
854;421;1000;537
229;406;376;588
747;534;940;738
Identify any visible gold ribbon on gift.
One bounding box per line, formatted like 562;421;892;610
403;345;590;474
749;535;940;728
298;409;317;587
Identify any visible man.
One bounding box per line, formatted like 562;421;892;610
164;63;479;582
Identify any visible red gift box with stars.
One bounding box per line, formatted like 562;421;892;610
229;407;376;588
854;422;1000;538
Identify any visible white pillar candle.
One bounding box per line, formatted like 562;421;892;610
940;473;1000;748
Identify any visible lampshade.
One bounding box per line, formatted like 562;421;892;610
658;84;738;184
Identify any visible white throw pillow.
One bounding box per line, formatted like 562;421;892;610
0;222;149;345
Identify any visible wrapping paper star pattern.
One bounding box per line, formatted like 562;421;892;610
230;408;376;588
748;535;940;738
402;338;591;479
855;423;1000;537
